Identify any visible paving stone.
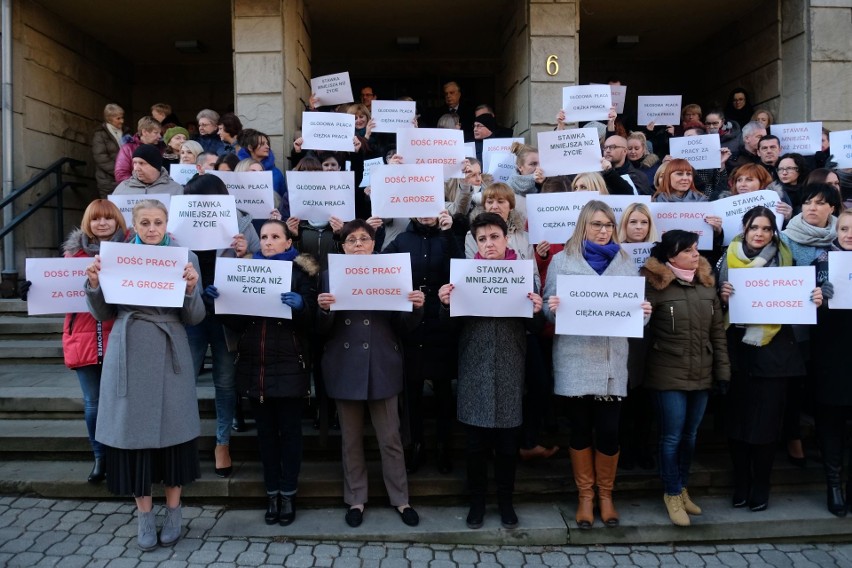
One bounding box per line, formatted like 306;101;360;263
236;550;269;566
104;559;142;568
715;552;748;567
268;542;296;556
497;549;526;565
0;538;35;554
360;545;388;560
6;551;44;567
785;552;819;567
452;549;479;564
406;546;434;561
34;556;62;567
154;561;189;568
629;553;660;567
286;554;319;568
803;549;838;565
587;551;616;566
332;557;362;568
674;551;705;566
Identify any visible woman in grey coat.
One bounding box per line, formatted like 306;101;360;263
85;199;205;551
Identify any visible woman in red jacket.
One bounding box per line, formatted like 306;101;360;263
62;199;128;482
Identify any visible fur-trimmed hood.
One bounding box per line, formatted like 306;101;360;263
62;228;87;257
641;255;715;290
293;252;320;278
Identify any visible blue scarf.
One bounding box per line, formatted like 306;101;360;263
582;240;620;275
133;233;171;246
253;247;298;262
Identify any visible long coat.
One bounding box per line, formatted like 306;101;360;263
87;249;205;449
92;124;121;196
542;249;638;398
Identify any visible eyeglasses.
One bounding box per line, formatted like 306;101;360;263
777;166;799;173
344;236;373;246
602;145;626;151
588;221;615;232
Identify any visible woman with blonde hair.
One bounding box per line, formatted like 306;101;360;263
92;104;126;197
179;140;204;165
465;182;533;260
571;172;608;194
618;202;659;245
627;132;660;186
750;109;774;129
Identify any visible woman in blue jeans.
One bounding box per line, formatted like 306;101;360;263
640;230;730;526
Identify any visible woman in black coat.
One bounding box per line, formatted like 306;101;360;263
383;211;465;474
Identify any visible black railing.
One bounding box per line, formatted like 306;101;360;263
0;157;87;245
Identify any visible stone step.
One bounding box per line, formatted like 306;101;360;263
0;339;64;363
0;299;28;314
0;315;65;339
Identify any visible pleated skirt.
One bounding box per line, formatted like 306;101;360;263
104;438;200;497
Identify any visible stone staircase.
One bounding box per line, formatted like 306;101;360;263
0;298;845;544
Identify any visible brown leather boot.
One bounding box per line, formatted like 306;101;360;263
595;450;620;527
569;448;595;529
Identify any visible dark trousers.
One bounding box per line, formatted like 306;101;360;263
465;424;520;500
566;396;622;455
815;403;852;489
249;397;303;495
522;335;554;449
728;439;776;505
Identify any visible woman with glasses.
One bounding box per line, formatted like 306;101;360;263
543;201;652;530
769;153;811;217
316;220;425;528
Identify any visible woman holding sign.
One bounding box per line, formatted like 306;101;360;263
316;220;425;528
85;199;205;550
717;207;818;511
465;183;534;261
769;153;811;216
543;201;651;530
640;230;729;527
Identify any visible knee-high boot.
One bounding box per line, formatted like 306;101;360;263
595;450;620;527
466;451;488;528
820;428;847;517
569;448;595;529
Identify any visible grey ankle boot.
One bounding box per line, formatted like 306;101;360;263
159;503;183;546
137;509;158;551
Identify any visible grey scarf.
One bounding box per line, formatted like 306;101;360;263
782;213;837;247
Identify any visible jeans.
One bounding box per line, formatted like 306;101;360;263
653;389;709;495
76;365;104;458
249;397;303;494
187;313;236;446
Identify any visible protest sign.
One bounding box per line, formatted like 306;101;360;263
637;95;682;126
369;164;444;218
828;251;852;310
482;137;523;172
370;100;416;133
562;85;612;122
649;202;713;250
310;71;353;106
727;266;816;324
463;142;476;159
449;258;534;318
396;128;465;179
169;164;197;186
359;157;384;188
286;170;356;222
301;112;355;152
25;258;90;315
328;253;413;311
554;274;645;337
213;257;293;318
167;195;239;250
207;170;275;220
526;193;651;244
610;84;627;114
713;190;779;245
669;134;722;170
98;241;188;307
537;128;602;177
830;130;852;169
620;242;653;272
771;122;822;156
108;194;171;228
485;152;517;183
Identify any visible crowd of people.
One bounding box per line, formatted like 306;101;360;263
33;82;852;550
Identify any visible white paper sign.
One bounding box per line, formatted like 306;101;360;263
772;122;822;156
449;259;534;318
670;134;722;170
167;195;239;250
301;112;355;152
485;152;517;183
620;243;653;272
649;202;713;250
828;251;852;310
370;100;416;133
713;190;780;246
310;71;353;106
562;85;612;122
108;194;172;228
359;157;384;188
169;164;197;186
610;84;627;115
554;274;645;337
482;137;523;174
727;266;816;324
526;193;651;244
829;130;852;168
637;95;682;126
286;170;356;222
396;128;466;179
328;253;413;311
369;164;444;218
206;170;275;221
25;258;91;315
463;142;476;159
213;257;293;318
98;241;188;307
537;128;603;177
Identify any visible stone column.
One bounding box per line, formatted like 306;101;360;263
808;0;852;130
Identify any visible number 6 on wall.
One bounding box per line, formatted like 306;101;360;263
546;55;559;76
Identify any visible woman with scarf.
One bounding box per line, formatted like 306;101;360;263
717;207;821;511
212;221;318;526
85;199;205;550
543;201;652;530
769;153;811;217
640;230;729;527
439;212;544;530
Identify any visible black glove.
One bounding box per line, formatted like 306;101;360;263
19;280;32;301
713;381;730;396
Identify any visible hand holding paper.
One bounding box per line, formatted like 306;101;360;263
87;255;102;289
183;263;199;295
281;291;304;311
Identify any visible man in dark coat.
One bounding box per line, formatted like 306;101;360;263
601;135;652;195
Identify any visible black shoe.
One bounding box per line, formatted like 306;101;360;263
231;417;247;433
396;506;419;527
827;486;847;517
436;444;453;474
748;501;768;512
87;457;106;484
498;498;518;529
279;495;296;526
732;494;748;508
264;494;280;525
466;500;485;529
405;443;424;474
345;507;363;527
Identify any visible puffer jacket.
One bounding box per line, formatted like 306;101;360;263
641;256;729;390
228;254;319;400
